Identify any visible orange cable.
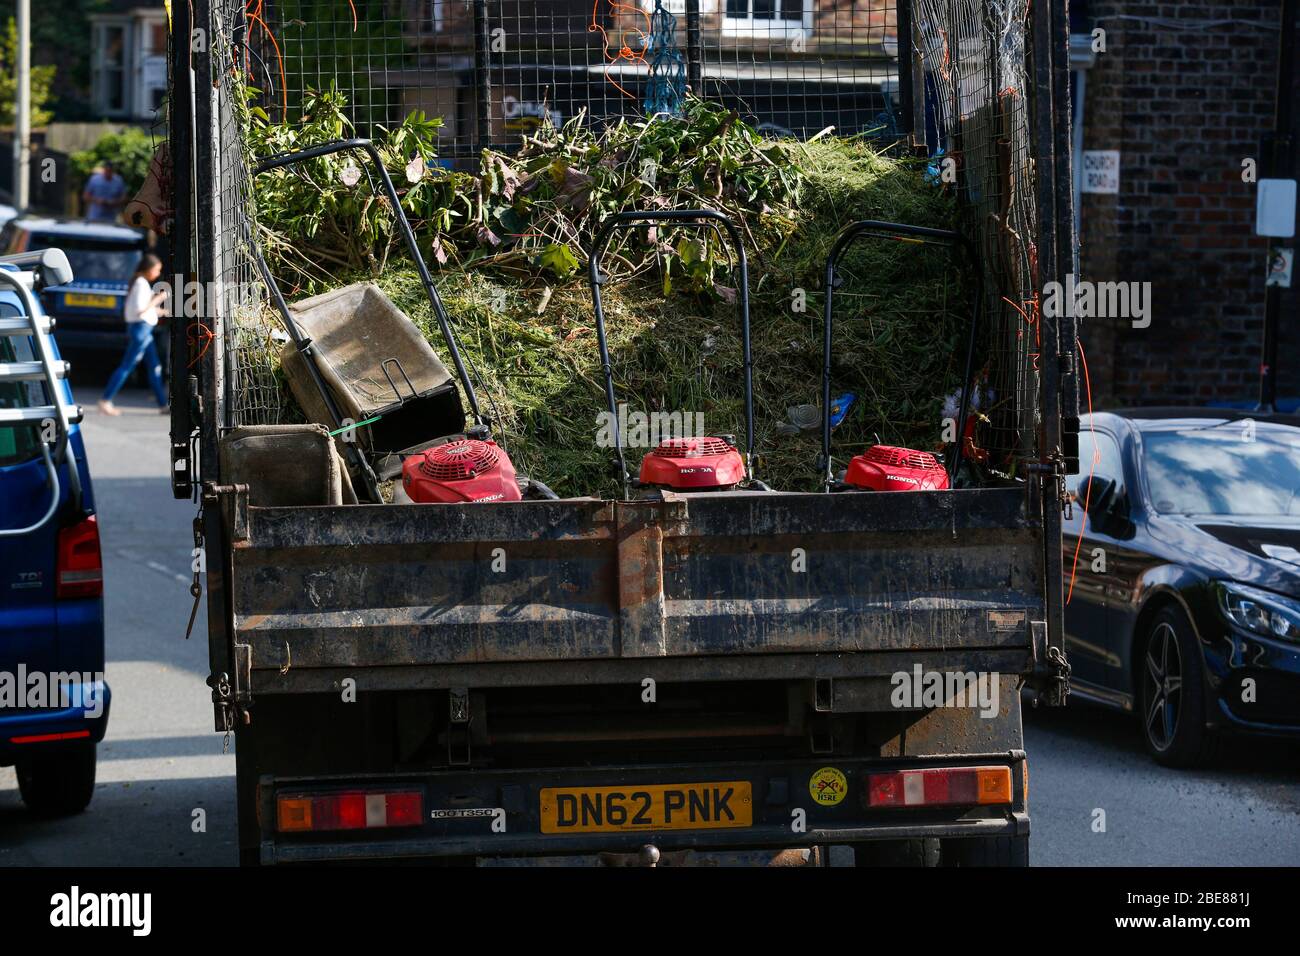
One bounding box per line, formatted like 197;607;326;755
1066;337;1098;604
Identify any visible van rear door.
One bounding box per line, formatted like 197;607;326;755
0;297;60;682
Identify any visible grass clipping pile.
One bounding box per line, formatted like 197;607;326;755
253;100;973;497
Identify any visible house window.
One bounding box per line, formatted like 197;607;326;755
138;18;168;118
93;21;128;116
723;0;809;36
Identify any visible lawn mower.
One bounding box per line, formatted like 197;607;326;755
248;138;546;505
587;209;765;499
820;219;983;492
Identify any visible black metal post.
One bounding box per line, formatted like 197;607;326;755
909;2;928;151
473;0;493;155
1052;0;1079;472
190;0;237;737
169;0;195;500
895;0;915;140
1258;0;1296;413
1031;0;1067;706
685;0;703;96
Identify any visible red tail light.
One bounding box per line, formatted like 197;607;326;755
866;766;1012;808
277;790;424;833
57;515;103;599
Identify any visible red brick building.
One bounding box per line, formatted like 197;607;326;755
1073;1;1299;407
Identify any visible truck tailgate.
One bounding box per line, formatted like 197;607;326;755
227;487;1042;677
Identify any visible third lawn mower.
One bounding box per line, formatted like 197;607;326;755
819;219;983;493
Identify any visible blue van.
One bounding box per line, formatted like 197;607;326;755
0;251;110;815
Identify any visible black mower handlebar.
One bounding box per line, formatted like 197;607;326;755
588;209;755;498
821;220;983;490
251;137;485;428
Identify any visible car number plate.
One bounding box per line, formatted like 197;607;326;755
64;293;118;308
539;781;751;833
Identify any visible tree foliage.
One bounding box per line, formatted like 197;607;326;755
70;127;157;195
0;17;56;128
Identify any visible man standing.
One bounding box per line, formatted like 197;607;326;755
82;160;128;222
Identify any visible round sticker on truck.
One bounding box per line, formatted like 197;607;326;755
809;767;848;806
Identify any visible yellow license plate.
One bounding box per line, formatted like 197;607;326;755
540;781;751;833
63;293;118;308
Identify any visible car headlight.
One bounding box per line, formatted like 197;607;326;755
1214;581;1300;643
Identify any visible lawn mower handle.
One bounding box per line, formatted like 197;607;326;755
821;220;983;490
250;137;485;428
588;209;755;496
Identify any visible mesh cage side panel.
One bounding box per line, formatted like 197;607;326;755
199;0;1039;461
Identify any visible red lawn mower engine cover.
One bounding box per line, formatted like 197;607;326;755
403;439;522;503
639;437;744;491
843;444;950;492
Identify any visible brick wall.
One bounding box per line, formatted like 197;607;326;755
1079;1;1300;407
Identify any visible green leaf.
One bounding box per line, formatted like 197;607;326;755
538;243;580;279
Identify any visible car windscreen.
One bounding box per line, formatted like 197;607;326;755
26;234;141;283
1143;424;1300;516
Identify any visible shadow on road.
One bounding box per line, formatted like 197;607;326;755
0;774;237;866
1025;694;1300;782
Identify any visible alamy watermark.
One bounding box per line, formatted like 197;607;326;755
890;665;1000;719
150;276;263;320
0;666;106;719
50;886;151;936
1041;273;1151;329
595;403;706;449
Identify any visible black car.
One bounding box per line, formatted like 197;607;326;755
1063;407;1300;766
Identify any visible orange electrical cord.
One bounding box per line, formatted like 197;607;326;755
187;321;214;368
590;0;652;101
245;0;287;117
1066;337;1097;604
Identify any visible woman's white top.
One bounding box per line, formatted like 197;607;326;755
125;275;160;326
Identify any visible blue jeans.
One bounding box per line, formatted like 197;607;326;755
102;322;167;406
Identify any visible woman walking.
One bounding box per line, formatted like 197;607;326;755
98;253;168;416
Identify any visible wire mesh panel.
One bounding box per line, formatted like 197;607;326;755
195;0;1044;465
913;0;1040;465
215;0;292;428
692;1;898;139
237;1;901;162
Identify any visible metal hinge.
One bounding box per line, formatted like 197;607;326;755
1028;620;1071;708
203;481;250;542
208;642;254;733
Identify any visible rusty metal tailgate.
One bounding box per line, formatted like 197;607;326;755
227;487;1042;680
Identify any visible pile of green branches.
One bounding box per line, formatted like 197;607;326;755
247;92;973;495
247;88;801;296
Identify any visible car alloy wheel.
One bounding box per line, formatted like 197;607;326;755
1143;620;1183;752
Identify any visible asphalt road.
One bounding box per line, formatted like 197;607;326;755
1;386;1297;866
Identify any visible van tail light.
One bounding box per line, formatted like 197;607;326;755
57;514;103;599
277;790;424;833
866;766;1013;808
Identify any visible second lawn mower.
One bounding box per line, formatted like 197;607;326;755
588;209;767;499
